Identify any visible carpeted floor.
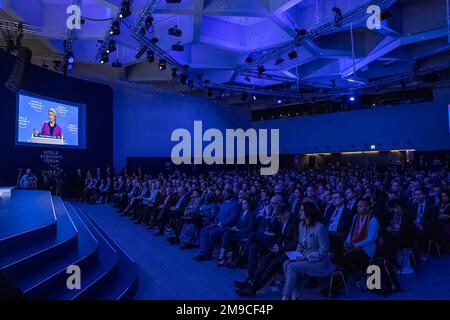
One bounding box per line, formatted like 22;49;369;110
75;202;450;300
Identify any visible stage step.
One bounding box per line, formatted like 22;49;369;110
0;197;78;278
0;190;57;257
18;198;99;299
74;205;138;300
0;191;138;300
43;201;119;300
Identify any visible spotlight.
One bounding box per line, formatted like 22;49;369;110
257;66;266;76
147;50;155;63
110;20;120;35
332;7;343;27
119;0;132;19
106;40;116;54
219;90;225;98
159;59;167;70
349;95;356;102
294;28;308;46
180;73;188;85
288;50;298;60
135;46;147;60
145;16;154;28
275;57;285;65
252;95;257;101
171;68;178;79
168;26;182;37
112;60;123;68
277;98;282;104
172;42;184;52
100;52;109;64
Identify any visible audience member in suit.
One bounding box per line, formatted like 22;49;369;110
229;195;284;275
282;202;335;300
378;199;412;263
150;187;176;233
408;188;437;261
194;186;240;261
289;189;302;215
345;187;358;216
234;206;299;296
167;189;204;244
324;192;354;263
437;191;450;249
319;190;332;215
132;181;162;225
217;198;256;266
155;186;191;236
121;181;149;216
339;198;379;280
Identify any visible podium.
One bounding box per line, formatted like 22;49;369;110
30;136;65;145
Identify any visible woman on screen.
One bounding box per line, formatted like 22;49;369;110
40;108;63;138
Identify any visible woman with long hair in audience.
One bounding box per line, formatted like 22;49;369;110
281;201;335;300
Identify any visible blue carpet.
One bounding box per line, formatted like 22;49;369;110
76;203;450;300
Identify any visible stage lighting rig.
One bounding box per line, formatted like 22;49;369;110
257;66;266;76
294;28;308;46
147;50;155;63
166;0;182;3
172;42;184;52
180;73;188;85
100;52;109;64
288;50;298;60
332;7;343;27
106;40;116;54
135;46;147;59
168;26;182;37
110;20;120;35
171;68;178;79
119;0;132;19
159;59;167;70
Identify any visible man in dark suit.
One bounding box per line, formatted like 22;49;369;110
228;195;285;273
289;188;302;215
194;186;240;261
344;187;358;216
154;186;191;236
408;188;437;261
324;192;354;262
234;208;299;296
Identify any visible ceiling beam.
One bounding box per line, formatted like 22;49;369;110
192;0;204;43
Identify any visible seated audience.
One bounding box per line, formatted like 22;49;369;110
217;198;256;266
194;186;240;261
339;198;379;281
282;202;335;300
234;203;299;296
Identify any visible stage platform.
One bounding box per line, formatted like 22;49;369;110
0;189;138;300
